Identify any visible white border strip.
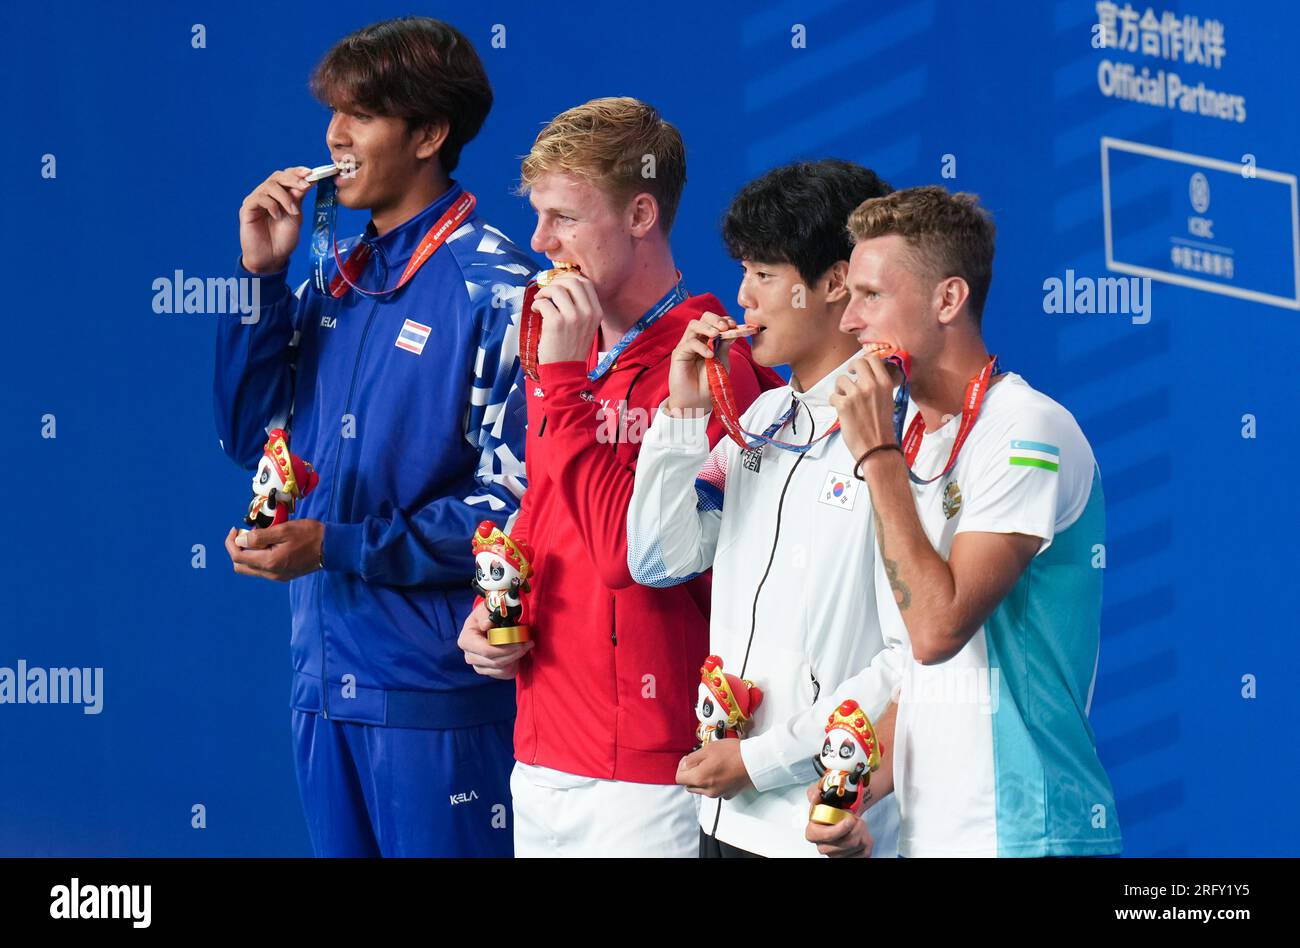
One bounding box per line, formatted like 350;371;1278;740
1101;136;1300;311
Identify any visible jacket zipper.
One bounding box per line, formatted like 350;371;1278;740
611;366;648;652
318;287;382;719
739;399;814;677
710;398;814;840
608;366;647;647
617;366;651;448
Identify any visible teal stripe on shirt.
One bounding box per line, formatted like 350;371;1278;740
984;466;1122;857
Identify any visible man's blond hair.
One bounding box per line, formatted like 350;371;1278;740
520;97;686;233
847;185;996;324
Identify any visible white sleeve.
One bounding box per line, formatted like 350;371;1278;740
740;555;911;792
626;398;726;588
956;403;1093;556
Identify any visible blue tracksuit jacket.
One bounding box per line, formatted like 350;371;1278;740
215;180;537;730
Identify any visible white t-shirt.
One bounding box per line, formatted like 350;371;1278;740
884;373;1122;857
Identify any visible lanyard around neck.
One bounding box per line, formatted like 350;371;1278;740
310;178;475;298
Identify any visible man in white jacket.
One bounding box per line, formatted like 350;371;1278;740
627;160;908;858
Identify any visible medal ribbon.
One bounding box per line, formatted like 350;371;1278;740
896;354;1000;486
707;344;913;454
520;277;687;382
310;178;476;298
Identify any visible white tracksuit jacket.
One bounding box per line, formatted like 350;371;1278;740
627;354;909;858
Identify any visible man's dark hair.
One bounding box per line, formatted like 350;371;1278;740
721;159;892;284
310;17;492;174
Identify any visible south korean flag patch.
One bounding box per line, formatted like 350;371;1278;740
818;471;859;511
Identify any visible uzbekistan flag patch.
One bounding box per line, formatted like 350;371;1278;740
1009;440;1059;472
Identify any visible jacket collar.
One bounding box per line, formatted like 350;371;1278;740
361;179;468;265
767;352;864;461
583;290;725;376
791;351;863;410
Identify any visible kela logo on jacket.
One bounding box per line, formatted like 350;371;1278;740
818;471;858;511
449;789;479;806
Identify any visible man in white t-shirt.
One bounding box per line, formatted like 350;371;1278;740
813;185;1122;858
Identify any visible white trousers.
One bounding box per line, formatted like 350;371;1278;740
511;762;700;858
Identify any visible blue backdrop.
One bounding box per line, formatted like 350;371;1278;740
2;0;1295;856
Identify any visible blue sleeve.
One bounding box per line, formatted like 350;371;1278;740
319;280;529;587
213;258;314;469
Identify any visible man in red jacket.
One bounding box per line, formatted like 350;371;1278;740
458;97;779;856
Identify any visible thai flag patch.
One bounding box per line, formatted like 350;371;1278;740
395;318;432;355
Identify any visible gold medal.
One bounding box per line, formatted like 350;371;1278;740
535;261;580;287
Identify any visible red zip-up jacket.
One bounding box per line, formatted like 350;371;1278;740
510;291;783;784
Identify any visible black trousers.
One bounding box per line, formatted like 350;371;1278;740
699;828;763;858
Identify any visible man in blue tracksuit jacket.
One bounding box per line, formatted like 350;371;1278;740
214;17;536;856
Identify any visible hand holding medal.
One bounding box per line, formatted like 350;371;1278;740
830;343;909;468
238;166;318;275
522;263;690;384
665;312;757;417
833;342;1001;485
530;264;605;367
700;328;899;456
520;262;582;379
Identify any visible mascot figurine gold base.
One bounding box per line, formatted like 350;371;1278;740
809;699;881;826
471;521;535;645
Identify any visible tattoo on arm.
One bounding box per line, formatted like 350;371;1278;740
875;506;912;611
